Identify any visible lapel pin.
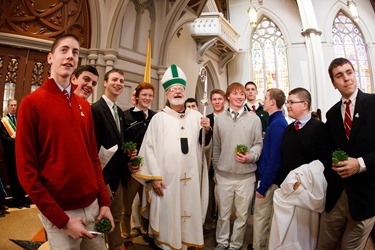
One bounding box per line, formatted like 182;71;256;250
355;113;359;118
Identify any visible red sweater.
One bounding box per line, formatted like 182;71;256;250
16;78;110;228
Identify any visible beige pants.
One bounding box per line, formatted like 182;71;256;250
39;199;106;250
215;172;256;249
253;183;277;250
317;190;375;250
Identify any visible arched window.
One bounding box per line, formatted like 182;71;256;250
332;11;371;93
252;16;289;100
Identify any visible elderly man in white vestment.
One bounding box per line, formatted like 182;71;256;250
268;160;327;250
132;64;211;250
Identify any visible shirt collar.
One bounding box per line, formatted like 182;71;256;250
102;95;116;108
295;114;312;127
341;88;358;106
55;82;71;95
245;101;258;110
133;106;149;112
229;107;244;116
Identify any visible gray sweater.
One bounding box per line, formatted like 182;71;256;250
213;110;263;177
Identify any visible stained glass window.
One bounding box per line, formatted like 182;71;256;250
251;17;289;100
332;12;371;93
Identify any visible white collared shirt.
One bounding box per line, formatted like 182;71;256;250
102;95;117;120
341;88;358;122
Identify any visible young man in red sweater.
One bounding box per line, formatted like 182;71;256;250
16;34;114;249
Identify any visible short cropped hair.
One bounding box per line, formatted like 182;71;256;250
7;98;17;106
104;69;124;81
267;88;286;109
210;89;226;100
289;87;311;110
245;81;257;90
50;34;79;53
72;65;99;78
328;57;355;83
184;98;198;108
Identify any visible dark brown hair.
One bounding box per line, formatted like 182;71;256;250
50;34;79;53
328;57;355;83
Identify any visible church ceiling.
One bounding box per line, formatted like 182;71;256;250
0;0;91;48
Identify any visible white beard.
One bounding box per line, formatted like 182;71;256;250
169;97;185;106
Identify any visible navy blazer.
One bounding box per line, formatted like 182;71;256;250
325;89;375;220
91;97;126;192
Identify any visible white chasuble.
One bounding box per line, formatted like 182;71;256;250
133;106;209;249
269;160;327;250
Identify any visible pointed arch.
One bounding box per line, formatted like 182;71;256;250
324;2;372;44
250;15;290;100
250;8;292;48
332;11;372;93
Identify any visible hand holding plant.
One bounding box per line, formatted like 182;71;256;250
332;149;348;165
122;141;137;157
96;217;112;233
235;144;248;155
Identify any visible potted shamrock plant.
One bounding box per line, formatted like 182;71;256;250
332;149;348;165
131;156;143;168
235;144;248;154
96;217;112;233
122;141;137;155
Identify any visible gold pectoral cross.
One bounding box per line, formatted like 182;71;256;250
180;173;191;186
181;211;191;222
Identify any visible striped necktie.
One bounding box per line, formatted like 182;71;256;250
62;89;70;100
344;100;352;140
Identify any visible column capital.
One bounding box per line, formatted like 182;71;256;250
301;28;322;37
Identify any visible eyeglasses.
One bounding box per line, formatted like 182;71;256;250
285;100;305;105
168;87;185;93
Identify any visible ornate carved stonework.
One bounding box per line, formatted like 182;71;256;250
5;58;19;84
31;61;45;87
0;0;91;48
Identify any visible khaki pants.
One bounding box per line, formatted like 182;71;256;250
253;184;277;250
215;172;256;249
317;190;375;250
39;199;106;250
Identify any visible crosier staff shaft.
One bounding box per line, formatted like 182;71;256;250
199;67;209;195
